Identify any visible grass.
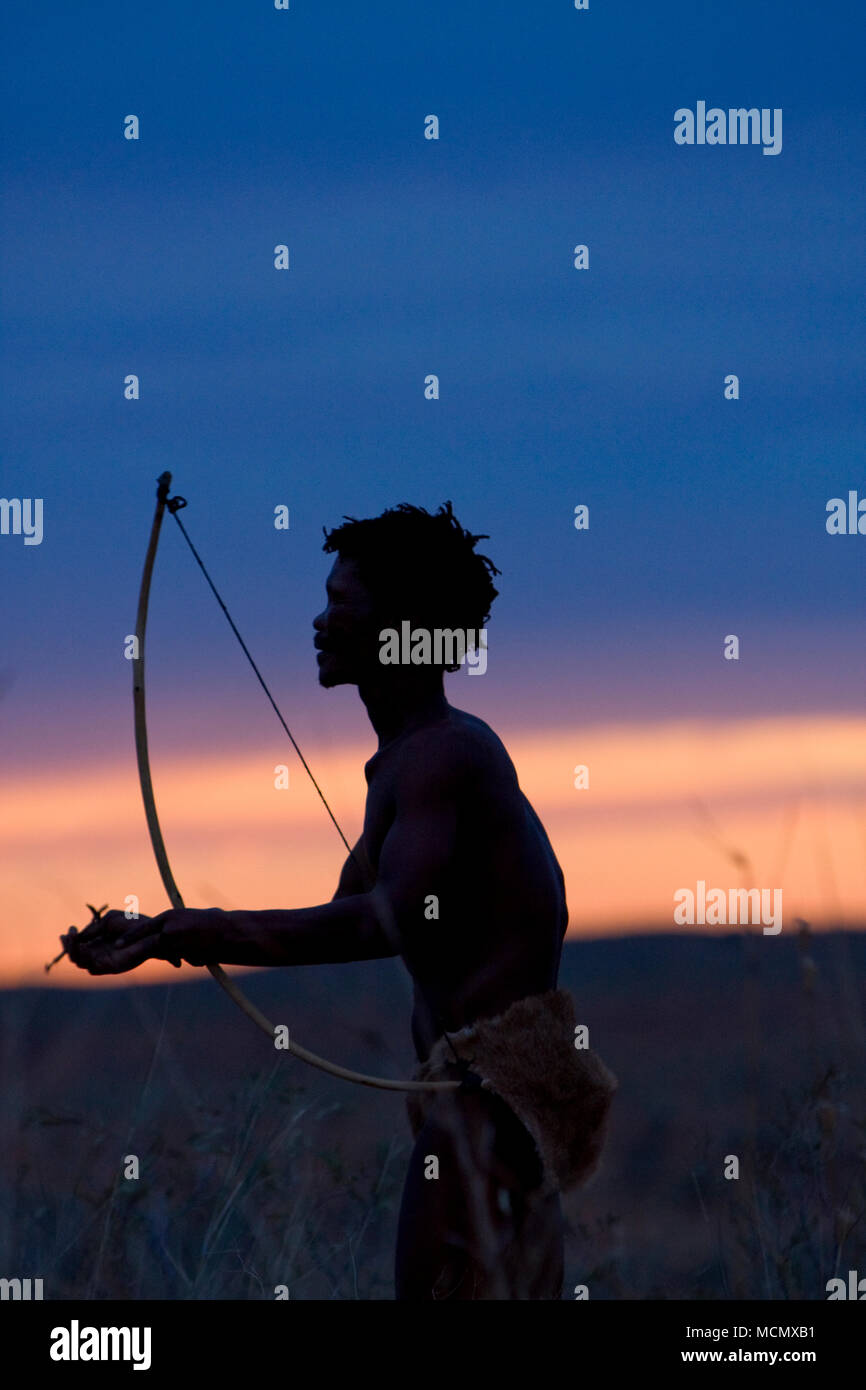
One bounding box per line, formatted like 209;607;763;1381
17;1068;407;1300
2;925;865;1299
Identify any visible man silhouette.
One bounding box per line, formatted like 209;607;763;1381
64;502;613;1299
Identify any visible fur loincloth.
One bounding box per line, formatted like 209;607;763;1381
406;988;617;1194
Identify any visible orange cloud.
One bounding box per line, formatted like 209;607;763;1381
3;714;865;988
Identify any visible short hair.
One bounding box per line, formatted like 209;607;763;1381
322;502;500;660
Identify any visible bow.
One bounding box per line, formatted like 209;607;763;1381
133;472;457;1094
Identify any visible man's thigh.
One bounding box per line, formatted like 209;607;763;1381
394;1088;563;1300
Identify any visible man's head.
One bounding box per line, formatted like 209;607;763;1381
313;502;500;688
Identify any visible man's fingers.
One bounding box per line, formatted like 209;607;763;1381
71;936;162;976
58;904;190;974
60;928;88;966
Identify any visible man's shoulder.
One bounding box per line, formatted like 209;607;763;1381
366;708;512;786
395;708;512;779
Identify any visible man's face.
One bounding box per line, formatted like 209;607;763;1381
313;557;380;687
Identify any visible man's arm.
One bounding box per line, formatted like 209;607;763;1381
175;894;399;967
174;744;463;967
73;735;466;975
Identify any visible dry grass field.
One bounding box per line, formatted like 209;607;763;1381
2;930;864;1300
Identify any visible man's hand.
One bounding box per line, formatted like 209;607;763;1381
112;907;230;968
61;908;183;975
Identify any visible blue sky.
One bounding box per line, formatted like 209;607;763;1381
2;0;864;773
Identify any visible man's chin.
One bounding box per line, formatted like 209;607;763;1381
317;663;351;689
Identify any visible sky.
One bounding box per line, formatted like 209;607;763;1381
2;1;865;985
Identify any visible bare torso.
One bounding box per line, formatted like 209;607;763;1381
357;706;568;1061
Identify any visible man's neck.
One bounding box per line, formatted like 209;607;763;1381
358;674;450;749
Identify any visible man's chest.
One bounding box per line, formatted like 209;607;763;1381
360;778;396;873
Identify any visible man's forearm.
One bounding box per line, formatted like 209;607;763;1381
164;893;399;967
